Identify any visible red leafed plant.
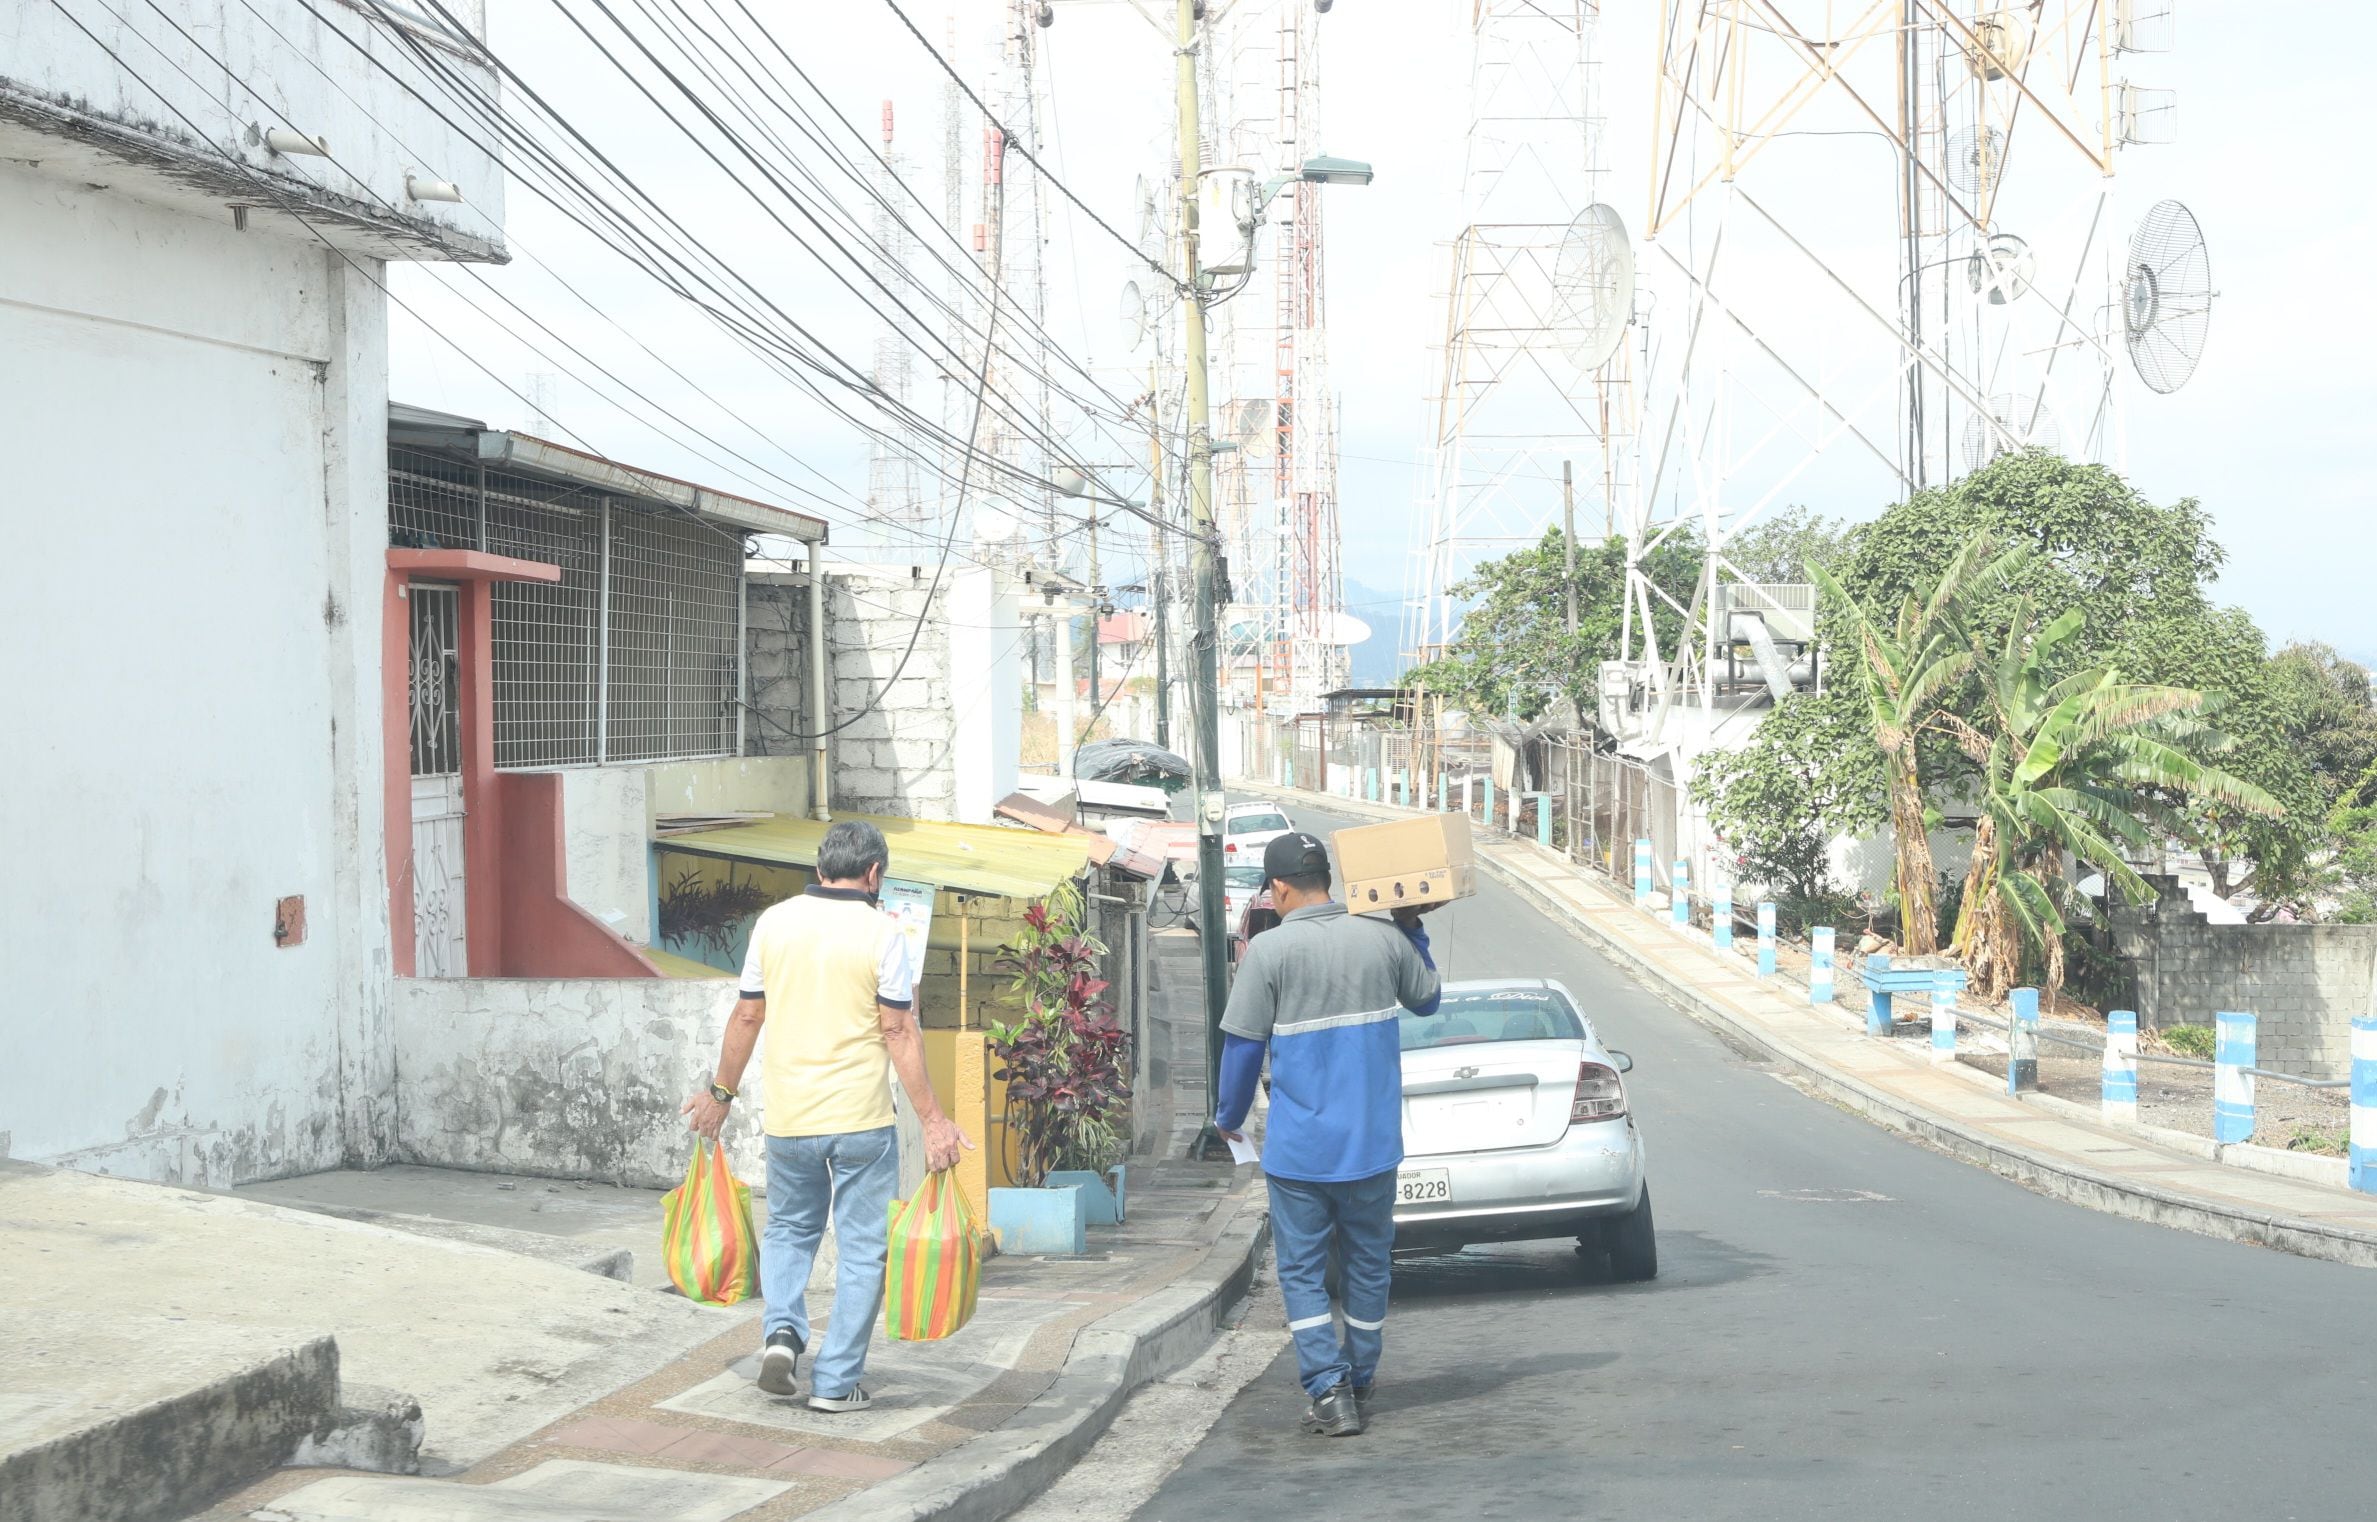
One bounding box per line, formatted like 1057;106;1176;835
989;881;1132;1189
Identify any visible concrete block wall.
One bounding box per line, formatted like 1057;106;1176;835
748;571;961;822
2114;878;2377;1078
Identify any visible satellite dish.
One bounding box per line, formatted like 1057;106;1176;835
1946;125;2009;197
1308;611;1372;648
1553;203;1634;371
1120;280;1147;351
1969;11;2031;80
2124;198;2213;394
1965;233;2035;305
1961;393;2062;472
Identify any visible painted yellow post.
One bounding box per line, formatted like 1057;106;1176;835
954;1031;993;1247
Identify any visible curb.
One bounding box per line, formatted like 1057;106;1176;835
0;1337;340;1522
1242;781;2377;1271
801;1195;1270;1522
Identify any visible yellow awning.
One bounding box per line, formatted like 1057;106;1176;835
655;812;1097;902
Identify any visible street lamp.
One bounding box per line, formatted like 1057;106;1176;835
1170;0;1371;1134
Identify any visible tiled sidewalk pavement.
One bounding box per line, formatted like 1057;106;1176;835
1249;782;2377;1266
207;1161;1253;1522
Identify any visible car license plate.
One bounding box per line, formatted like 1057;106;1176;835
1396;1168;1450;1206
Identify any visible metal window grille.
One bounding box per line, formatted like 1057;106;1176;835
604;510;741;763
407;584;462;776
388;446;743;769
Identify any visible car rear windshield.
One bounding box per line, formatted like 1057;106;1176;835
1227;811;1288;834
1224;864;1266;888
1399;991;1584;1050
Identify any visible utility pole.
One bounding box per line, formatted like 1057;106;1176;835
1562;458;1576;637
1175;0;1232;1100
1086;510;1101;740
1149;359;1171;751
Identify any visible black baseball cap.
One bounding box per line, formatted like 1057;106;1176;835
1262;831;1331;880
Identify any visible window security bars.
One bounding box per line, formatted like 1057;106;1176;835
390;447;743;769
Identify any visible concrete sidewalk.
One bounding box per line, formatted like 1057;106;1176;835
194;1159;1262;1522
1247;781;2377;1270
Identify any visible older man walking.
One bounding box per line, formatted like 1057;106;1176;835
683;819;971;1413
1212;829;1441;1437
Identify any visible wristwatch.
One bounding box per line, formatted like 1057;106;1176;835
709;1082;737;1106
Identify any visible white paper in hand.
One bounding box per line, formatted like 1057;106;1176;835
1222;1130;1260;1166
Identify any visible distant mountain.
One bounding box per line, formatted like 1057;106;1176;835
1342;578;1406;688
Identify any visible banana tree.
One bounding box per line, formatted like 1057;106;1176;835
1809;540;2018;955
1937;605;2278;1000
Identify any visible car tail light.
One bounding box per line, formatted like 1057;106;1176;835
1225;841;1237;853
1570;1061;1626;1124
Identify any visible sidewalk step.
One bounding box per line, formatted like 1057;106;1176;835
255;1461;790;1522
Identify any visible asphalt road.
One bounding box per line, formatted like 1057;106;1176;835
1132;801;2377;1522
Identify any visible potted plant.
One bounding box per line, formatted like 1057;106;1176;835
985;884;1133;1250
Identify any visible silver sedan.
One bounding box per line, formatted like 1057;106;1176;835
1391;978;1654;1279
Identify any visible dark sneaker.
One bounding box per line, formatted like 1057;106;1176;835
1303;1382;1364;1437
808;1386;873;1414
757;1329;802;1397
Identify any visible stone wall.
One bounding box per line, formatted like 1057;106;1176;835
748;570;960;821
2113;878;2377;1078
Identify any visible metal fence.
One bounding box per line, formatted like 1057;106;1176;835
391;446;743;768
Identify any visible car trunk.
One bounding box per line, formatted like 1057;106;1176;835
1400;1039;1583;1156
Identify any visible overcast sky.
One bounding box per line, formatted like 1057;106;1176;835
391;2;2375;666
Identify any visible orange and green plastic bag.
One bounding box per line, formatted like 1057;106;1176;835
661;1140;760;1306
884;1171;982;1341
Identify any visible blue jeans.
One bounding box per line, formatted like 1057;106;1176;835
1267;1168;1396;1398
761;1126;898;1398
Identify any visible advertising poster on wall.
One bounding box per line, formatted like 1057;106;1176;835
880;877;936;979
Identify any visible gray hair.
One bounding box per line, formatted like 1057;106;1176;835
816;819;889;884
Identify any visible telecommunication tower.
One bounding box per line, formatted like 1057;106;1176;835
1610;0;2208;747
867;102;928;541
1406;0;1632;670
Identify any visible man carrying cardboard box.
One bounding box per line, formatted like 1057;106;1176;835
1212;830;1442;1437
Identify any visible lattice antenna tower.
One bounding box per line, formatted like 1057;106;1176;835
1274;0;1346;711
1406;0;1631;669
1616;1;2172;746
867;101;929;543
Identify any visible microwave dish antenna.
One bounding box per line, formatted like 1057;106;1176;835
2124;198;2213;394
1553;203;1635;371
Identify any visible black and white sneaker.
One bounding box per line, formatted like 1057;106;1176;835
757;1329;802;1397
808;1386;873;1414
1303;1382;1364;1437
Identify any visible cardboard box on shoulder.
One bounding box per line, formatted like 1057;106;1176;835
1334;812;1476;917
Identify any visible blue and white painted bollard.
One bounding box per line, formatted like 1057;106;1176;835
1712;883;1733;950
1536;800;1553;849
2213;1010;2256;1146
1367;767;1379;802
2102;1009;2139;1125
1929;980;1958;1064
1756;903;1777;977
1437;774;1448;812
1810;927;1835;1005
2350;1013;2377;1194
1671;860;1691;927
1634;839;1653;907
1483;777;1496;826
2008;987;2040;1096
1866;954;1893;1037
1397;770;1409;808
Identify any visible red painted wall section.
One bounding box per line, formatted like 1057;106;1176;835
457;579;505;976
384;570;416;977
384;551;656;980
496;772;662;978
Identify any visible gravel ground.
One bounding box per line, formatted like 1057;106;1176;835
1951;1038;2351;1153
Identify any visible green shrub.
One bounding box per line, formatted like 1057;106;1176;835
2161;1024;2216;1059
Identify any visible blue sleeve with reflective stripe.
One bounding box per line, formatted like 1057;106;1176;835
1215;1032;1265;1133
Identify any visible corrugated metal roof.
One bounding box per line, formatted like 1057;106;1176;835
655;812;1097;902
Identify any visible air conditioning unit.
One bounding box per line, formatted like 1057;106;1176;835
1717;582;1816;644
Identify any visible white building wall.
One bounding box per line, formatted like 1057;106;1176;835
0;3;500;1185
0;169;391;1184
